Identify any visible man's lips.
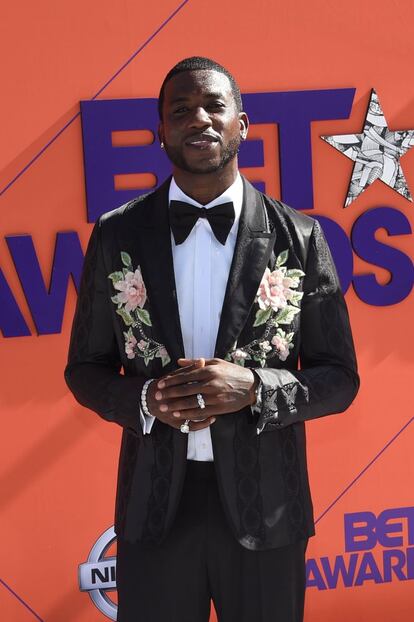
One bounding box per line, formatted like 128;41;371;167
185;134;220;149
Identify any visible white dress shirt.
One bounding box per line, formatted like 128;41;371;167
140;173;244;461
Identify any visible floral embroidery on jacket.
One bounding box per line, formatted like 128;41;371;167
226;250;305;367
108;252;170;367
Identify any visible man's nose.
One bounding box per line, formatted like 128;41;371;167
189;107;213;128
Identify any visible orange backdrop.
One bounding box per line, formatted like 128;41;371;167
1;1;413;620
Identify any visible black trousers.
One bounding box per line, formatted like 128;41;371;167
117;461;307;622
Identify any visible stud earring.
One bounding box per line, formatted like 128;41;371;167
160;142;164;149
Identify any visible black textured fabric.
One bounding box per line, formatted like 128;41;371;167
65;176;359;551
141;424;174;545
254;219;359;434
233;413;265;547
117;461;307;622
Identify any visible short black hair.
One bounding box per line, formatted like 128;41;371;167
158;56;243;119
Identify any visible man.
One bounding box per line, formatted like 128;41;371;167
65;57;359;622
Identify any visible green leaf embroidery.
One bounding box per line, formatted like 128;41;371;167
252;353;266;368
161;354;171;367
124;328;134;340
116;307;134;326
274;305;300;325
285;268;305;279
275;249;289;267
144;352;155;365
136;308;152;326
289;291;304;306
121;252;132;268
253;307;272;327
108;271;124;284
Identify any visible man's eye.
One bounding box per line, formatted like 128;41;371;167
208;102;225;109
173;107;188;114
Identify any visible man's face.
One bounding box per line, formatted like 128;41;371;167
158;69;248;175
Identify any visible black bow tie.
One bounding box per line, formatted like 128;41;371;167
169;200;235;245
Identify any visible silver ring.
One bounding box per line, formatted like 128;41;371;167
196;393;206;409
180;419;190;434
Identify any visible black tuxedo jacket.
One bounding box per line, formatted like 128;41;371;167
65;177;359;551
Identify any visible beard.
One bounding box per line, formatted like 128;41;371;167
163;135;241;174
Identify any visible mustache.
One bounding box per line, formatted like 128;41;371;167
185;132;222;144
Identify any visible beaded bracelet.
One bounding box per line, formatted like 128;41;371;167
141;378;155;417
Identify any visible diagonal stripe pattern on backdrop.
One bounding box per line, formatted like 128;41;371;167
0;0;190;198
0;577;44;622
315;415;414;525
0;3;190;620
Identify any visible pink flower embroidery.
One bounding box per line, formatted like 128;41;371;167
125;333;137;359
259;340;272;354
231;348;249;362
113;268;147;312
271;333;292;361
111;255;170;368
228;251;303;365
157;346;169;359
257;267;295;312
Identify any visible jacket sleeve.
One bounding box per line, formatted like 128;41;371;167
64;219;144;436
254;219;360;433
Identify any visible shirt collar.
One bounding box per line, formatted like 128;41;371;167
168;173;243;225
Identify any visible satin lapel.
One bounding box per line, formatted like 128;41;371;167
214;178;276;359
125;178;185;366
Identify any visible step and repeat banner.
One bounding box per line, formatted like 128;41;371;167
1;1;413;620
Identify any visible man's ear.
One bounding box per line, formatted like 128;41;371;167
239;112;249;140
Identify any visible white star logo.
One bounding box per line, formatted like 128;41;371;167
321;89;414;207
